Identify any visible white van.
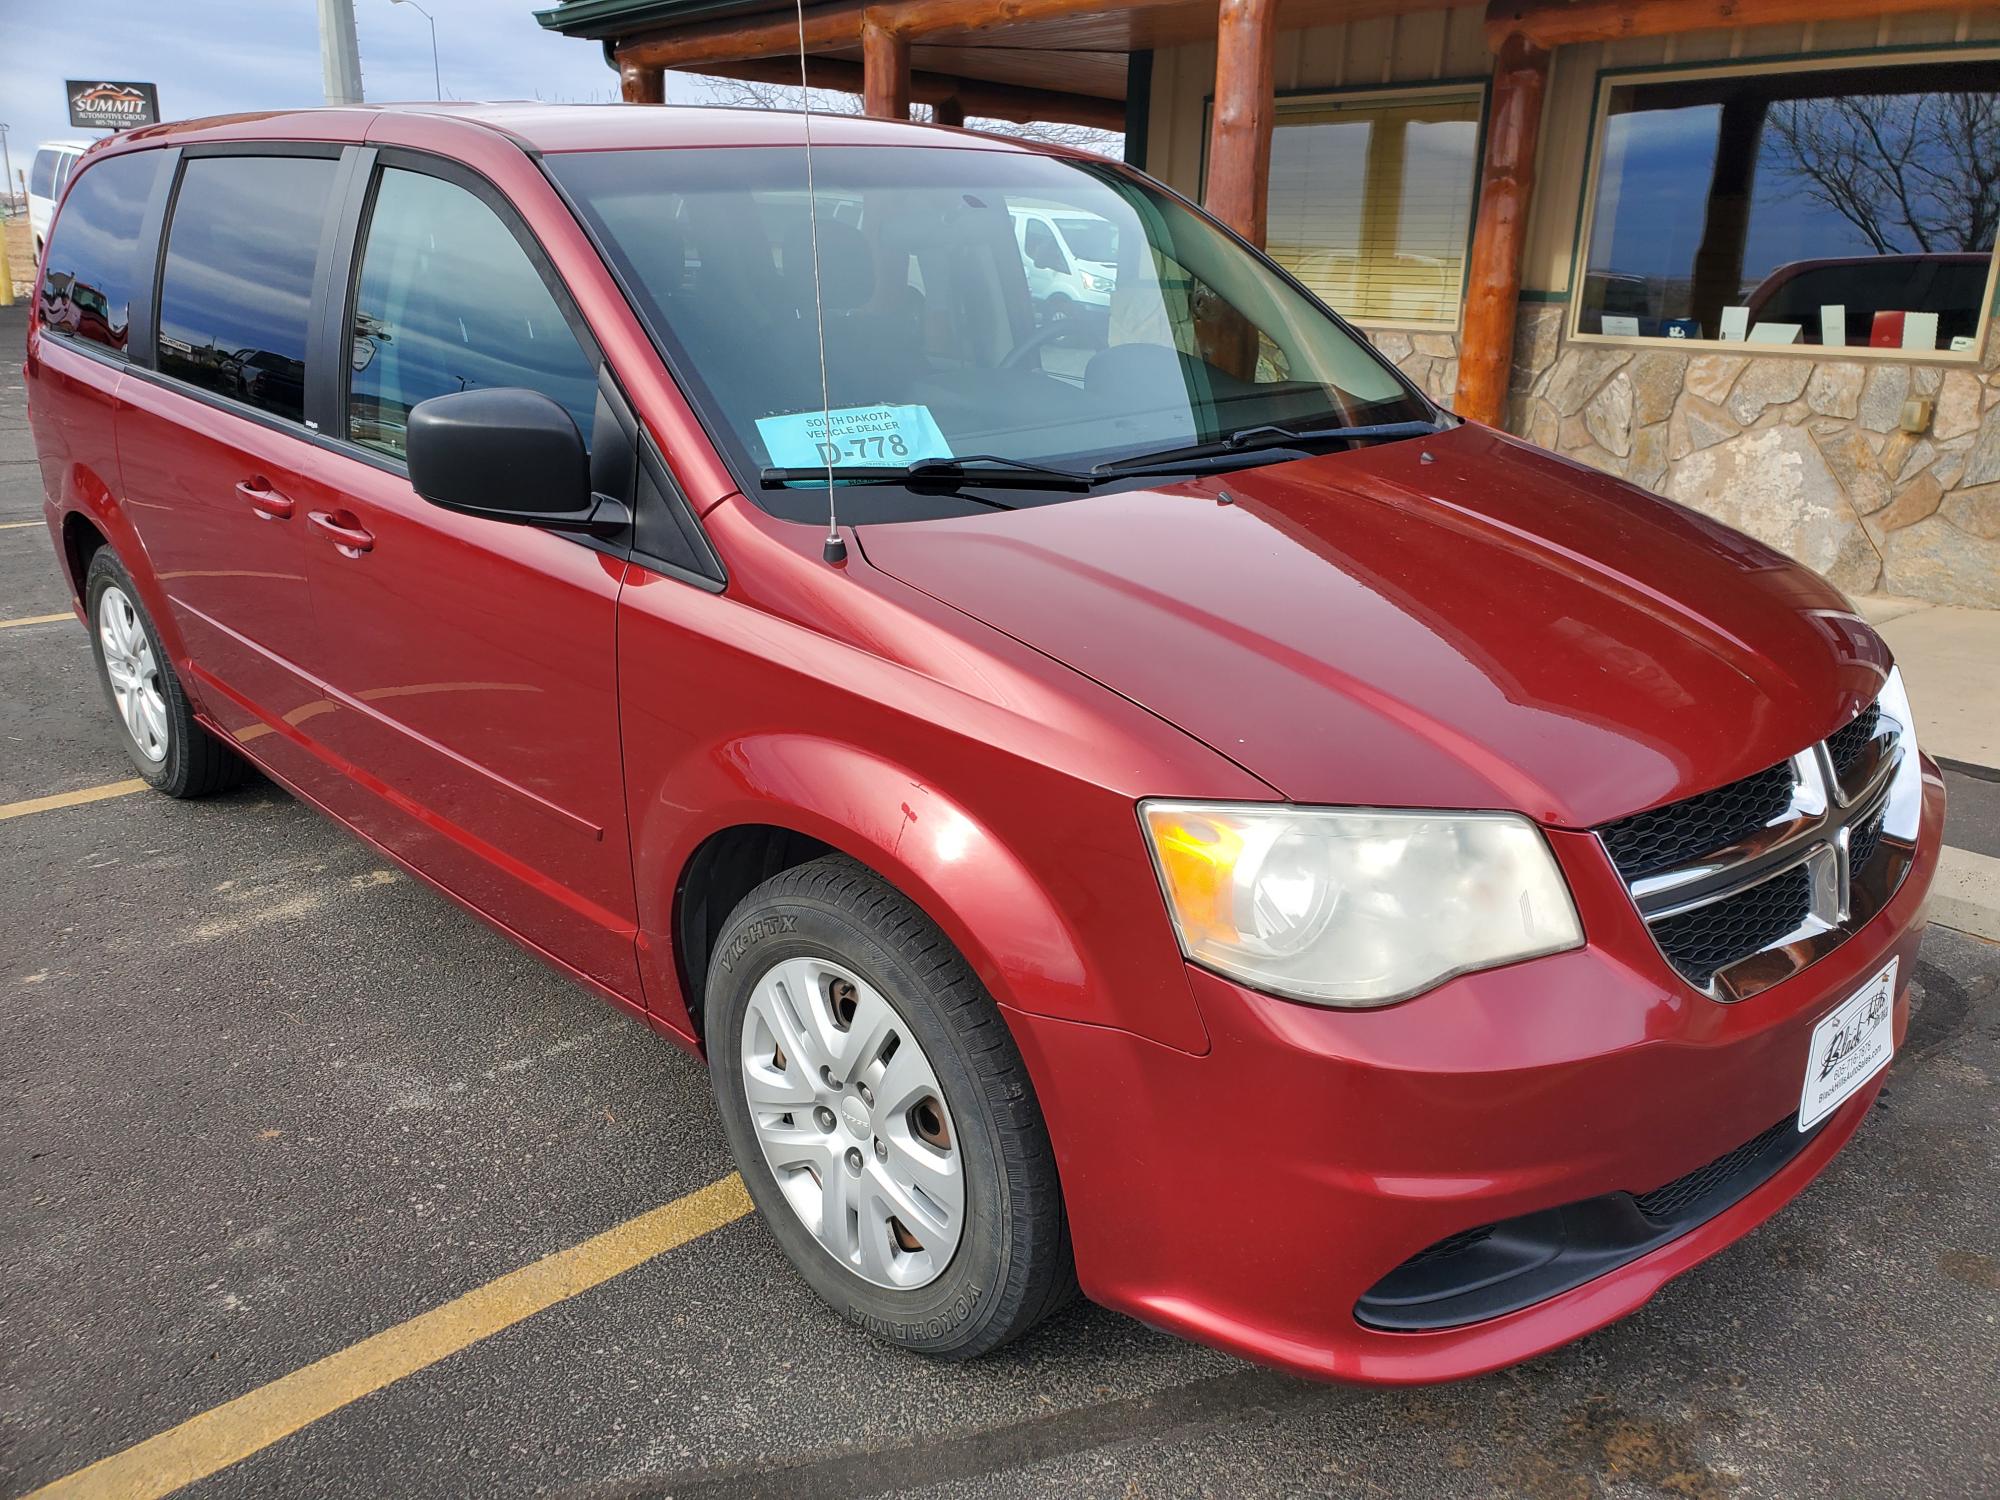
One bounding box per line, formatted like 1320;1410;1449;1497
29;141;93;262
1009;206;1119;321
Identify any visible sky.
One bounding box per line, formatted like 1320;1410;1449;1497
0;0;748;188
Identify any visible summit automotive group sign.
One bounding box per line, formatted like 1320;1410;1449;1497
67;80;160;130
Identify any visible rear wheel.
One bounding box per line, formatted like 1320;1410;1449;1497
85;548;244;798
707;854;1076;1357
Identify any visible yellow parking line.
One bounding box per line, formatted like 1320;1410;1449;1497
0;779;150;820
28;1174;753;1500
0;520;46;530
0;612;74;629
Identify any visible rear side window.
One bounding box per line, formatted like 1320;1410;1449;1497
38;151;166;357
157;155;339;424
347;167;597;460
31;150;58;198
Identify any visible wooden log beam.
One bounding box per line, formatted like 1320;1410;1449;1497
1452;32;1549;427
861;17;911;119
1205;0;1278;247
616;0;1196;73
1485;0;1992;50
619;57;665;104
690;56;1126;131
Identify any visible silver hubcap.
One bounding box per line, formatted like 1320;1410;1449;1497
98;585;168;763
740;956;965;1290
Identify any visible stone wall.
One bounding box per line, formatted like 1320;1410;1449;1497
1364;328;1461;409
1502;304;2000;607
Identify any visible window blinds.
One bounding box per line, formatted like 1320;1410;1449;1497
1263;94;1482;327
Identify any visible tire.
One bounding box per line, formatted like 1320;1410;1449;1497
84;547;245;798
707;854;1077;1358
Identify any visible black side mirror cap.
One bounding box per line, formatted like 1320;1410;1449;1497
406;387;594;527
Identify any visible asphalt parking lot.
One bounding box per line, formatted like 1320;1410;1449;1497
2;301;1997;1499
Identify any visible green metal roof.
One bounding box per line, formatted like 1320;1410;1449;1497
533;0;831;41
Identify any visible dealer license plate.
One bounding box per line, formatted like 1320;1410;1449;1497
1798;957;1897;1131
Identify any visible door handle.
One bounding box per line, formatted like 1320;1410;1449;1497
307;510;375;557
235;479;293;521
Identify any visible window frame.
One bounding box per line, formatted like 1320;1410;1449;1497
1198;78;1492;334
1567;46;2000;364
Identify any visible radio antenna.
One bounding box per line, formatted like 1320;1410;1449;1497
795;0;846;564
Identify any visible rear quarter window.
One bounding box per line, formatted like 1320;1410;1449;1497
38;151;168;357
31;150;59;199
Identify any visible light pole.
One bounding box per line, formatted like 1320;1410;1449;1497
0;125;13;216
390;0;442;102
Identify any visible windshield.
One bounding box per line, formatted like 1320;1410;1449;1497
546;145;1430;511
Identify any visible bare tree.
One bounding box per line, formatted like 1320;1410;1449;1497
1762;89;1999;255
678;72;1124;157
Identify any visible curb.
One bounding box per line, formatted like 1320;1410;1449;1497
1933;846;2000;944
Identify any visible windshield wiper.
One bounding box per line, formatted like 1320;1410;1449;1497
760;454;1095;492
1089;418;1449;479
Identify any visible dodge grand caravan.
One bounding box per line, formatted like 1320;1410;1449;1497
25;104;1944;1384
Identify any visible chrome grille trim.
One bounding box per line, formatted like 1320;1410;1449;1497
1597;689;1920;1003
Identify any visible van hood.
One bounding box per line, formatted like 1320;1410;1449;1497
854;424;1890;828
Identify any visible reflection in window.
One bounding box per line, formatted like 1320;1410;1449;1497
348;169;598;460
1580;59;2000;350
38;151;165;356
157;155;335;422
1264;92;1482;326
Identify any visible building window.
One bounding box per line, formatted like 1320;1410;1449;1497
1259;89;1483;329
1576;55;2000;356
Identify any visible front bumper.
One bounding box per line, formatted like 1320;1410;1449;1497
1007;758;1946;1384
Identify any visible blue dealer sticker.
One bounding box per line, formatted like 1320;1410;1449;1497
755;403;954;471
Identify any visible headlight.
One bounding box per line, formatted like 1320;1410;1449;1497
1140;802;1583;1006
1080;270;1114;292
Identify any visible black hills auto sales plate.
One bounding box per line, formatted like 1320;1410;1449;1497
1799;958;1897;1131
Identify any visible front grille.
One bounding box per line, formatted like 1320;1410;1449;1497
1632;1117;1794;1221
1848;804;1886;876
1826;703;1881;786
1593;694;1910;999
1403;1223;1493;1266
1358;1114;1821;1331
1649;863;1812;988
1598;760;1796;882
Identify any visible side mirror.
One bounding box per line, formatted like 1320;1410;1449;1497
406;387;613;532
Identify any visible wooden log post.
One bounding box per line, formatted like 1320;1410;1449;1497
861;17;911;120
1452;32;1549;427
1205;0;1279;248
619;58;665;104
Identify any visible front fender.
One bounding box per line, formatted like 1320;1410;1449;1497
630;733;1214;1058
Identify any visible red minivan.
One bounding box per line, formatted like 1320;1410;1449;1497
25;104;1944;1384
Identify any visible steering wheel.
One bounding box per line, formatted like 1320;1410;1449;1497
1001;318;1092;371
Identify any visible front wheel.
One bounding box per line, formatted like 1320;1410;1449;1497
707;855;1076;1357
